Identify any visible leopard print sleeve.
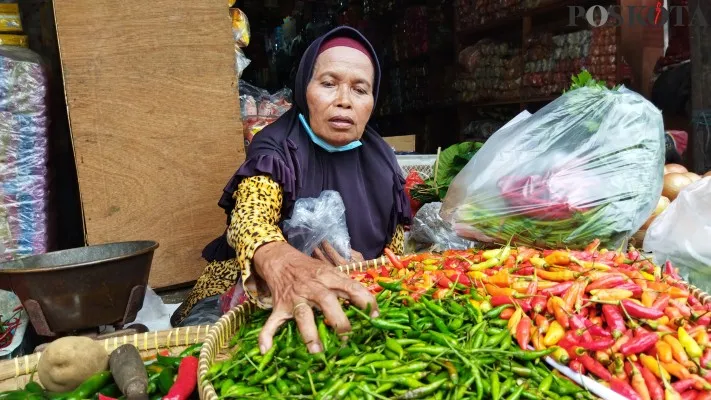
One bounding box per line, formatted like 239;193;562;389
386;224;405;255
226;175;286;308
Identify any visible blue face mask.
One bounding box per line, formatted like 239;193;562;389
299;113;362;153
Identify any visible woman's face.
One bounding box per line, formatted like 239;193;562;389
306;46;375;147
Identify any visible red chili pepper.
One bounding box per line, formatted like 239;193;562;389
164;356;198;400
672;379;697;393
98;395;117;400
688;295;701;308
541;281;574;297
638;362;664;400
579;354;612;380
652;293;671;311
570;315;593;343
379;265;389;277
586;274;627;292
621;299;664;320
583;318;612;338
569;359;585;374
531;296;547;314
671;299;692;318
516;315;531;350
617;282;643;297
665;260;681;279
619;331;658;356
579;337;615;351
702;348;711;369
610;377;643;400
437;277;453;289
516;266;534;275
680;391;699;400
602;304;627;339
384;248;404;269
491;295;514;307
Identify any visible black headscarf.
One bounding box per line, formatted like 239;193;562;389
203;26;411;262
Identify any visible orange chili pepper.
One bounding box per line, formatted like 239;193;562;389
665;307;683;321
534;314;550;334
656;341;674;363
694;330;709;347
536;269;579;282
584;239;601;253
647;281;670;292
489;270;511;288
669;287;690;299
485;283;516;297
544;251;571;266
642;290;658;308
663;335;690;365
500;308;515;320
589;289;634;301
661;360;691;380
628;361;652;400
516;248;538;263
562;280;587;312
548;296;570;329
640;354;672;382
589;315;602;326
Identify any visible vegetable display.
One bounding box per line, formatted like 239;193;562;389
206;290;594;399
351;241;711;399
440;71;665;250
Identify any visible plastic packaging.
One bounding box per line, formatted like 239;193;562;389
0;4;22;33
282;190;351;261
0;47;51;261
441;86;665;250
219;280;248;315
410;202;477;252
644;178;711;293
239;80;292;148
230;8;251;78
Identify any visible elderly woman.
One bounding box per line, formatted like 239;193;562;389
171;26;410;354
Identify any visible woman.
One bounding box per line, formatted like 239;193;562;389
171;26;411;355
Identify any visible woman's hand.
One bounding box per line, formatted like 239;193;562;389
252;241;378;355
313;241;364;266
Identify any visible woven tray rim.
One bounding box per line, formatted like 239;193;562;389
197;257;711;399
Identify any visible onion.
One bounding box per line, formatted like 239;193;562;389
684;172;701;183
664;163;688;175
663;173;693;200
642;196;671;229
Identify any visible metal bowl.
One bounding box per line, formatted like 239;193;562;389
0;241;158;336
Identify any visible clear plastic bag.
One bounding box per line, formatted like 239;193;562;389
239;80;292;148
0;47;51;262
441;86;665;249
644;178;711;293
410;202;477;252
282;190;351;261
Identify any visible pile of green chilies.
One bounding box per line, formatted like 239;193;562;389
206;290;596;399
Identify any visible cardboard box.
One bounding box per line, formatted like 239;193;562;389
0;4;22;33
384;135;416;152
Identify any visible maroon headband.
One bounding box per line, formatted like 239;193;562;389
318;36;374;64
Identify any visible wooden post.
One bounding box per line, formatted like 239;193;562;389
688;0;711;173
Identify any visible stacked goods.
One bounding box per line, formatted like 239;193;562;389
206;281;593;399
352;243;711;399
239;80;292;149
587;26;618;86
0;46;51;261
443;72;665;250
454;0;524;30
455;39;521;103
0;3;26;48
392;6;428;62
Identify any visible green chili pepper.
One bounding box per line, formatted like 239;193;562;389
220;380;236;398
157;367;176;394
448;318;464;331
489;318;509;328
499;377;515;398
261;367;286;385
512;347;555;361
257;343;277;371
393;378;447;400
155;354;182;369
389;361;429;374
97;383;121;398
63;371;113;400
24;382;42;394
485;304;513;319
178;342;203;357
421;298;451;318
539;375;554;393
485;329;510;347
390;376;425;389
433;318;452;335
472;366;484;400
505;386;525;400
491;370;501;400
406;345;450;355
385;337;404;359
355;353;387;367
223;384;261;397
378;279;403;292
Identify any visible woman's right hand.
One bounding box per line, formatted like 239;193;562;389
252;241;379;355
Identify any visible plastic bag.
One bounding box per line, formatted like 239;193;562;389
441;86;665;250
219;279;248;315
230;8;251;78
644;178;711;293
239;80;292;148
410;202;477;252
282;190;351;261
0;47;51;261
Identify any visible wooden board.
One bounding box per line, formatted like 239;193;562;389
52;0;243;288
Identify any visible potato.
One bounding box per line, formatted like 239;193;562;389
38;336;109;392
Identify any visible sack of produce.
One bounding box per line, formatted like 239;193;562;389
441;72;665;249
644;177;711;293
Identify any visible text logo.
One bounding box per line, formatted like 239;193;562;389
568;5;709;27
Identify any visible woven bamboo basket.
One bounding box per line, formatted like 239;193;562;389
198;256;389;400
198;255;711;400
0;324;210;391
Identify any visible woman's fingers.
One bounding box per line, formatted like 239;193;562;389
312;248;334;265
323;272;379;318
292;302;322;353
258;308;290;354
312;289;351;335
321;241;349;266
350;249;365;262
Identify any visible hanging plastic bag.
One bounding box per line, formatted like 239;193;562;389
644;177;711;293
410;202;477;252
441;85;665;249
282;190;351;261
239;80;292;148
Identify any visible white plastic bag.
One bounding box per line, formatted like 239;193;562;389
282;190;351;261
644;177;711;293
441;86;665;249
